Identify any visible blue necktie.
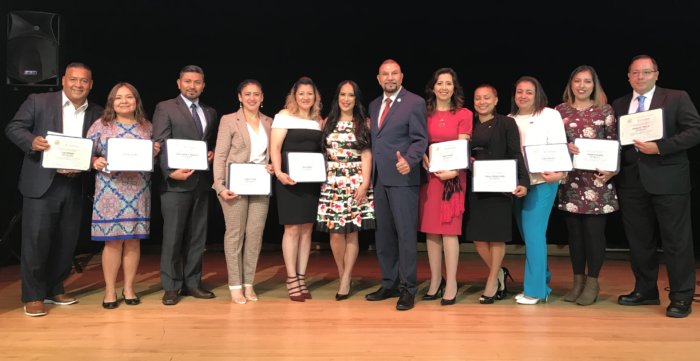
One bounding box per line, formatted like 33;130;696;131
190;103;204;139
636;95;646;113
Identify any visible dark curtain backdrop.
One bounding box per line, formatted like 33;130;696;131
2;1;700;260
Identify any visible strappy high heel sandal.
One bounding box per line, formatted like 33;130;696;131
286;276;305;302
297;273;312;299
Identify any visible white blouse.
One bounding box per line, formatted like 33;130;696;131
511;107;567;185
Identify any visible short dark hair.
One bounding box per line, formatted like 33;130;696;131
180;65;204;79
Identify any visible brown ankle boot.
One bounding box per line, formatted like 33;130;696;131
576;277;599;306
563;274;586;302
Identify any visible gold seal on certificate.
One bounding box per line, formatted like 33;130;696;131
228;163;271;195
618;108;664;146
105;138;154;172
572;138;620;172
165;139;208;170
285;152;326;183
41;133;94;171
428;139;469;172
472;159;517;193
523;143;573;173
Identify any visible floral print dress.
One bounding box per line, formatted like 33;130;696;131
555;103;619;214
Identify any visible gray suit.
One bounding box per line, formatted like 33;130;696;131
152;95;218;291
5;91;103;302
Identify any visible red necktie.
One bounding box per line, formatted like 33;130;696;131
379;98;392;127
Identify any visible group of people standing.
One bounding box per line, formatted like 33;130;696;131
6;54;699;319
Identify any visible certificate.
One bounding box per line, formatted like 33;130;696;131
105;138;154;172
286;152;326;183
472;159;517;193
165;139;208;170
572;138;620;172
228;163;271;195
41;133;93;171
428;139;469;172
523;143;573;173
618;108;664;146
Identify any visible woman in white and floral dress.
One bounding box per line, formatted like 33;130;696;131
555;65;619;306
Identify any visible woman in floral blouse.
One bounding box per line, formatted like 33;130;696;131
555;65;619;305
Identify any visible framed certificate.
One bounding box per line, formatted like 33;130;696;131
165;139;208;170
41;133;93;171
428;139;469;172
228;163;271;195
618;108;664;146
472;159;517;193
523;143;573;173
572;138;620;172
105;138;154;172
285;152;326;183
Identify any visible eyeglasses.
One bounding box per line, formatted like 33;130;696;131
629;70;657;77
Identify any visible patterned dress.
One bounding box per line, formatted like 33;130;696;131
316;120;375;233
87;120;153;241
555;103;619;214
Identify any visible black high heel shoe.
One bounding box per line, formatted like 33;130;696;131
496;267;513;300
480;280;501;304
422;278;445;301
335;284;352;301
122;290;140;306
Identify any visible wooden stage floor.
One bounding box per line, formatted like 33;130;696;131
1;248;699;360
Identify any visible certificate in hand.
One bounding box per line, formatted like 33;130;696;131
228;163;271;195
105;138;154;172
572;138;620;172
428;139;470;172
165;139;208;170
472;159;517;193
285;152;326;183
523;143;573;173
41;133;93;171
618;108;664;146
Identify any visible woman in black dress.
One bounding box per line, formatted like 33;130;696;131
270;76;323;302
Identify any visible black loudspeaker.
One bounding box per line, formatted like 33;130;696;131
6;11;61;86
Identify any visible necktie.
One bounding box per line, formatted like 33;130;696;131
379;98;392;127
190;103;204;139
636;95;646;113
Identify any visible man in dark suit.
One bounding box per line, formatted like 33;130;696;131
365;59;428;310
5;63;103;317
613;55;700;318
153;65;218;305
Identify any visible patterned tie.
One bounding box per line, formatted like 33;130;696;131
190;103;204;139
636;95;646;113
378;98;392;127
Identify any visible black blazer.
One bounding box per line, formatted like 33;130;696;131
612;87;700;194
5;91;104;198
471;113;529;188
152;95;218;192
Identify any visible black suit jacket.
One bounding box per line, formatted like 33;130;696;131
152;95;218;192
472;113;529;188
612;87;700;194
5;91;104;198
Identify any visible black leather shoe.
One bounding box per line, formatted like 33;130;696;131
102;300;119;309
396;290;415;311
618;291;660;306
335;293;349;301
422;278;445;301
162;290;180;305
185;287;215;299
365;286;400;301
666;300;692;318
122;290;140;306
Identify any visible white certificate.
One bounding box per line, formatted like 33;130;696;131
165;139;208;170
105;138;154;172
572;138;620;172
618;108;664;146
286;152;326;183
228;163;271;195
523;143;573;173
41;133;93;171
472;159;517;193
428;139;469;172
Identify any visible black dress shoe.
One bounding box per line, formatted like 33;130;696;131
618;291;660;306
122;290;140;306
365;286;400;301
396;290;415;311
335;293;349;301
162;290;180;306
102;300;119;309
666;300;692;318
440;297;456;306
422;278;445;301
185;287;215;299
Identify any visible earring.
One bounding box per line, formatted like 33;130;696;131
239;103;242;108
260;102;264;109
